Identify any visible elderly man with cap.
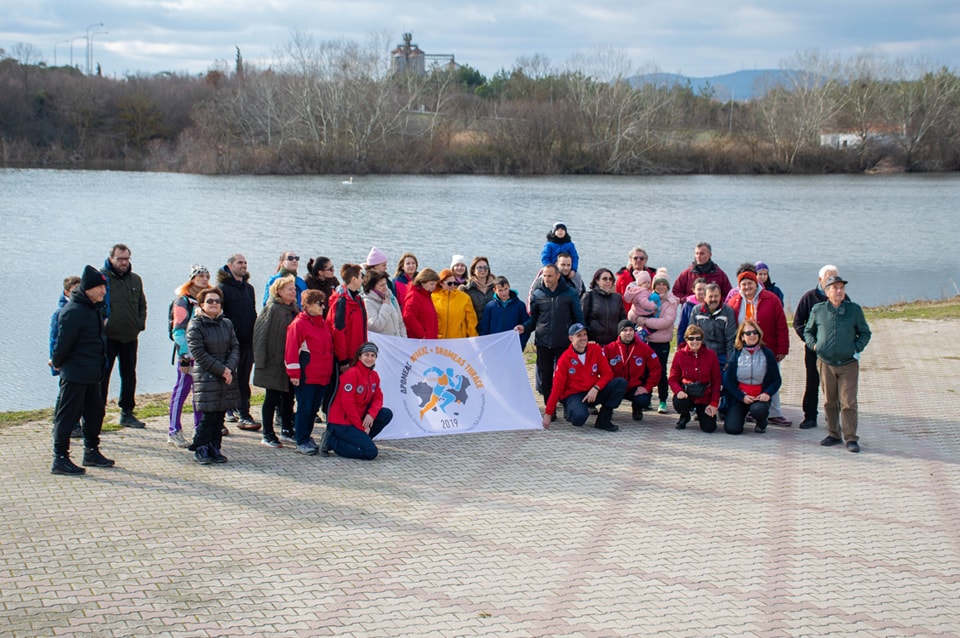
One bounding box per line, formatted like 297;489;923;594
50;266;115;475
541;323;627;432
804;274;871;453
793;264;844;430
727;269;791;426
602;320;662;421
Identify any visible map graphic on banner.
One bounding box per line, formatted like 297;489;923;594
369;332;543;440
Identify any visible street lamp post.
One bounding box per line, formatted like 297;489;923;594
89;30;108;75
85;22;104;74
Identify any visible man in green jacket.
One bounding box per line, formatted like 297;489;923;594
804;275;871;453
101;244;148;428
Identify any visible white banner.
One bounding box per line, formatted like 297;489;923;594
369;332;543;440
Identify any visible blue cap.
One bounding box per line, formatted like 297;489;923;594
568;323;587;337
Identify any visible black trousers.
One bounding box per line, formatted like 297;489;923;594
102;338;139;411
673;396;718;433
53;380;105;455
191;411;225;450
535;345;568;400
235;346;254;417
261;388;294;437
802;346;820;420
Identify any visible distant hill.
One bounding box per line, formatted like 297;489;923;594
628;69;791;101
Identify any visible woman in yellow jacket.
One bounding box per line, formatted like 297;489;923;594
432;269;478;338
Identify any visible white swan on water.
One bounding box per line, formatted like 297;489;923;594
341;176;354;185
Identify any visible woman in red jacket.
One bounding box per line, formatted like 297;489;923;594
402;268;440;340
669;324;722;432
319;342;393;460
285;289;334;454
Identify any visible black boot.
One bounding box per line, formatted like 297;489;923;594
119;410;145;428
594;408;619;432
319;428;332;456
82;447;115;467
632;403;644;421
676;414;690;430
194;445;213;465
209;446;228;464
52;453;86;475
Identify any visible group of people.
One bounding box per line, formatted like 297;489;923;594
49;231;873;475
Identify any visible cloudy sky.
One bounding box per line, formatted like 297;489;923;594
4;1;960;79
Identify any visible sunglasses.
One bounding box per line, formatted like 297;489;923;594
443;281;456;286
475;265;489;271
285;255;300;261
743;330;759;336
599;276;614;281
204;299;222;305
686;336;703;342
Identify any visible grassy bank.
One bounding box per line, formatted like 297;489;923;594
5;297;958;429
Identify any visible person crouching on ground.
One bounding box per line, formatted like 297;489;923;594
602;320;661;422
186;287;239;465
669;325;722;432
319;342;393;460
541;323;627;432
723;319;782;435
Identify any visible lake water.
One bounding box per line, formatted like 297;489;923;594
1;169;957;411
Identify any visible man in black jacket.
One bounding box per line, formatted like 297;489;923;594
518;265;584;407
218;254;259;429
793;265;841;430
51;266;115;475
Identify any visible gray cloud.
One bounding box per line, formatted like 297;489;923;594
4;0;960;78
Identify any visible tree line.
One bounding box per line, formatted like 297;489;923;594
2;36;959;175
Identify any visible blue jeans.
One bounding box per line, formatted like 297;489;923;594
628;390;653;411
294;382;327;446
327;408;393;460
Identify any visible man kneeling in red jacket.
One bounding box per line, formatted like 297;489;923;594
542;324;627;432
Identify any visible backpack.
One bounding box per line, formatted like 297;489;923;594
168;295;193;341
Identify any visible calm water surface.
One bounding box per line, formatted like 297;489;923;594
1;169;957;410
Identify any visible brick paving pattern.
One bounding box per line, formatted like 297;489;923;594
2;319;959;636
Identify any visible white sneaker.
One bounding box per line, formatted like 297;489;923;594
167;431;189;448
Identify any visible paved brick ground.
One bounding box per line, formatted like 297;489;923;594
2;319;959;637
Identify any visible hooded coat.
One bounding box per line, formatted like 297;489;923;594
187;311;240;412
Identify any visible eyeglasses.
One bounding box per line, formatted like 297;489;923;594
686;336;703;342
599;276;614;282
631;256;647;261
322;267;334;272
743;330;759;336
204;299;222;305
285;255;300;261
475;265;489;271
443;281;456;287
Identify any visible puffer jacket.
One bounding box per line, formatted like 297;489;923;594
362;289;407;338
284;311;335;385
101;258;147;343
581;288;626;346
460;278;495;326
51;288;106;384
253;296;298;391
523;277;584;349
804;299;871;367
403;285;439;340
723;345;782;403
187;311;240;412
639;291;679;345
432;287;478;339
